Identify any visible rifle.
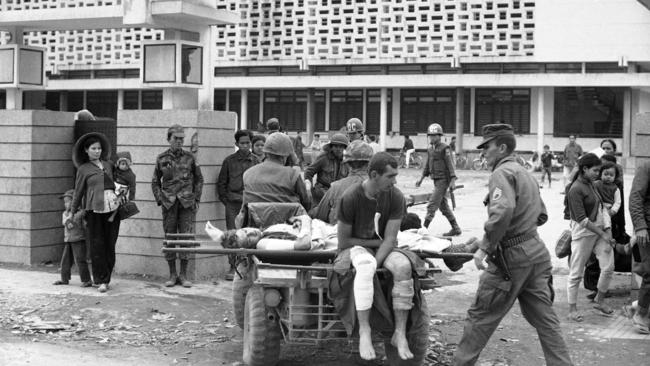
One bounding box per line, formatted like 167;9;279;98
449;184;464;210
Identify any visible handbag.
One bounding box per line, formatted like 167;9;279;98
555;229;572;258
118;201;140;220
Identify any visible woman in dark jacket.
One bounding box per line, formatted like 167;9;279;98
71;132;122;293
566;153;615;321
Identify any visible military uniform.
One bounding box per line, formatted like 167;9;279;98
421;140;459;231
453;124;572;366
152;147;204;261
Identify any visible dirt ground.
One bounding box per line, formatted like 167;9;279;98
1;168;648;366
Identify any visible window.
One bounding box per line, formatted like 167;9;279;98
263;90;308;131
475;89;530;135
400;89;470;134
366;89;392;134
329;90;363;130
554;87;623;138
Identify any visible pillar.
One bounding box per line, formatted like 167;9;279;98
5;89;23;110
117;90;125;110
455;87;464;153
324;89;331;131
469;88;476;134
380;88;388;152
623;88;632;159
391;88;400;133
225;89;230;111
537;87;545;154
306;89;316;145
197;26;215;111
362;88;367;124
240;89;248;130
259;89;264;127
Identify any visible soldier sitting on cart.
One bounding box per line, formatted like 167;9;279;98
330;152;428;362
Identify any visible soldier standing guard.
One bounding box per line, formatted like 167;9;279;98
453;124;572;366
152;124;204;288
416;123;462;236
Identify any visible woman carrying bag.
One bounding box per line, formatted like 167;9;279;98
71;132;123;293
566;153;615;321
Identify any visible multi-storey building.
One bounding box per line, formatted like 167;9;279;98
2;0;650;163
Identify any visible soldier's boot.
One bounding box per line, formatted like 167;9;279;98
164;260;177;287
178;260;192;288
443;220;462;237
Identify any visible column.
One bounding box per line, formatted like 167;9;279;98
259;89;264;126
391;88;400;133
537;87;545;154
324;89;331;131
469;88;476;134
455;87;464;153
117;90;125;110
240;89;248;130
198;26;215;110
623;88;632;159
225;90;230;112
5;89;23;110
362;88;367;124
306;89;316;145
380;88;388;152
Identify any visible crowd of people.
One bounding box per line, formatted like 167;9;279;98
54;111;650;365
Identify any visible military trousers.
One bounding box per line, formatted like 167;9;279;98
425;179;456;223
453;261;572;366
162;201;195;261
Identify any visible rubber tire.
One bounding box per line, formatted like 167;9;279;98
383;296;430;366
243;286;282;366
233;261;253;329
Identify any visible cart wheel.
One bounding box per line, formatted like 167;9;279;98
383;296;430;366
233;261;253;329
243;286;282;366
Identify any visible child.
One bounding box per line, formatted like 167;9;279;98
114;151;136;201
53;190;92;287
251;134;266;162
594;161;621;232
540;145;555;188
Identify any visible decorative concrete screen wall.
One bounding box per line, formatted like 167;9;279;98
116;110;236;279
0;110;76;265
632;112;650;168
214;0;535;61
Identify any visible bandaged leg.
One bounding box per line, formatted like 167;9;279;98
350;246;377;360
383;251;414;360
350;246;376;311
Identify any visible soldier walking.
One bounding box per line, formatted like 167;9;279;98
453;124;572;366
152;124;204;288
416;123;461;236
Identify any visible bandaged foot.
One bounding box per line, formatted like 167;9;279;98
390;331;414;360
358;327;376;360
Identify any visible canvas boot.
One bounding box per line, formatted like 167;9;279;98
178;259;192;288
164;260;177;287
443;220;462;236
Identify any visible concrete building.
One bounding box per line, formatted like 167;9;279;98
1;0;650;275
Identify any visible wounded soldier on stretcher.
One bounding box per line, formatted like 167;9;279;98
205;212;478;272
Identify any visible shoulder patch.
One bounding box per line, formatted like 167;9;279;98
492;187;503;201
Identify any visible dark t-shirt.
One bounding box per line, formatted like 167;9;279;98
337;182;406;240
403;139;414;151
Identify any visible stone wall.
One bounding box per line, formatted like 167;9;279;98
0;110;76;265
115;109;237;279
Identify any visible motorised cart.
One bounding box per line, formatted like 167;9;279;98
162;200;473;366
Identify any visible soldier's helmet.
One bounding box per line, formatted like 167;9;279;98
262;132;293;157
427;123;444;135
328;133;350;148
343;140;374;163
345;118;365;134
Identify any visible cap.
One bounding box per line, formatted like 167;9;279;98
167;124;185;138
266;117;280;131
59;189;75;199
476;123;515;149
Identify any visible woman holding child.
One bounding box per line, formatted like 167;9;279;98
566;153;616;321
71;132;123;293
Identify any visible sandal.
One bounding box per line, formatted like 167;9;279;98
53;280;68;285
568;312;584;322
593;303;614;317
